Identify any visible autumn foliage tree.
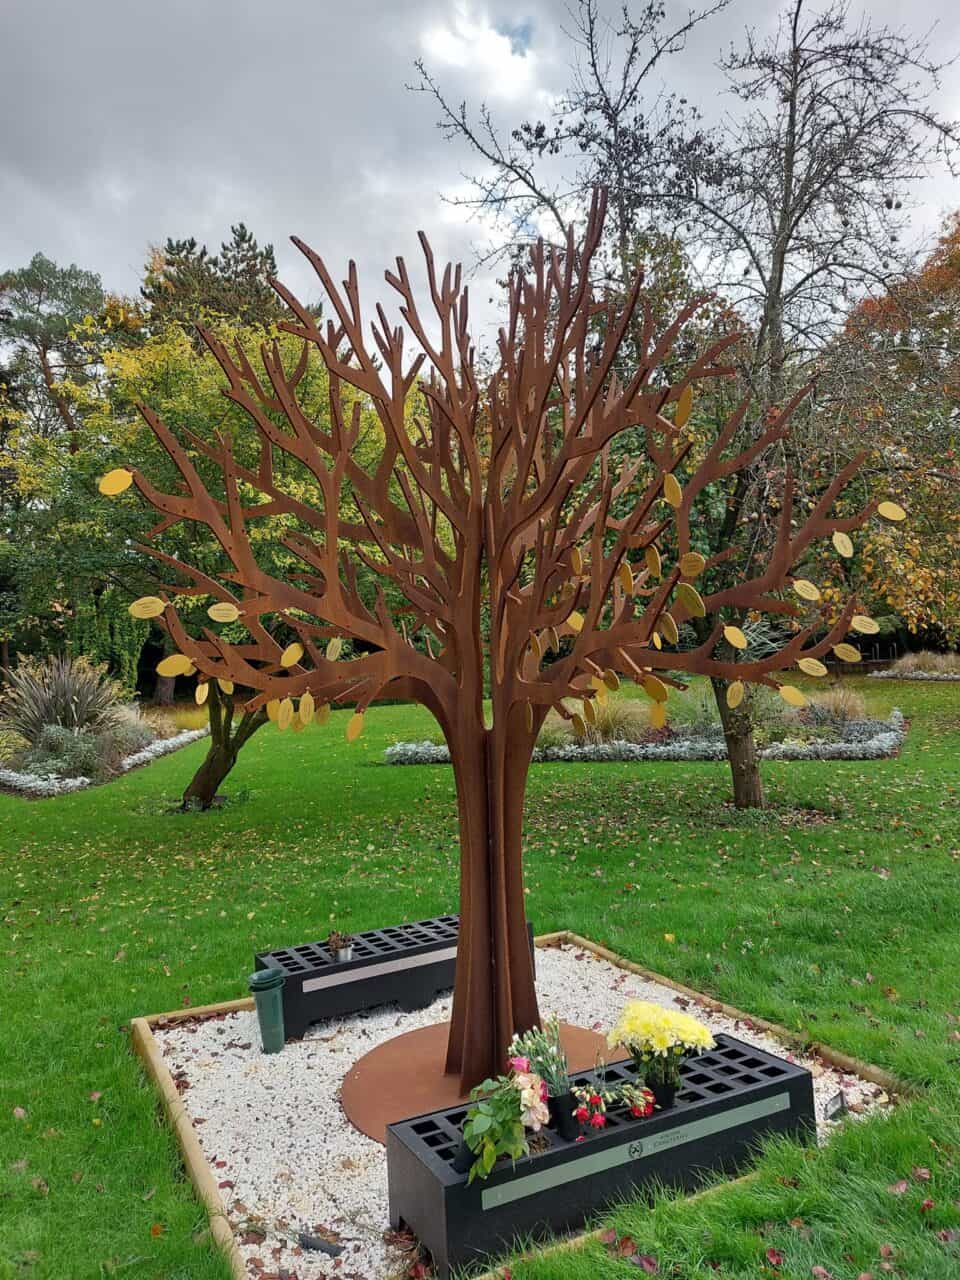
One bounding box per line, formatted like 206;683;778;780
102;191;893;1088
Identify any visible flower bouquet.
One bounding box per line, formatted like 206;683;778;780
508;1018;578;1139
459;1055;550;1183
608;1000;715;1109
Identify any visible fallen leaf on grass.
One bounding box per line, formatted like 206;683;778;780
912;1166;932;1181
887;1179;909;1195
766;1246;784;1266
811;1267;833;1279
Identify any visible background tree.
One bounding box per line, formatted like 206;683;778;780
141;223;286;331
417;0;959;806
811;211;960;641
103;192;890;1086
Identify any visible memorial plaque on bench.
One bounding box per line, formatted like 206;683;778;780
254;915;534;1041
386;1033;815;1279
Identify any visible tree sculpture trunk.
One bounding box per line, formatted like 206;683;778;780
711;677;765;809
182;684;267;810
445;715;540;1090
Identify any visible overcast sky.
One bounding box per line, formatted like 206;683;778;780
2;0;958;337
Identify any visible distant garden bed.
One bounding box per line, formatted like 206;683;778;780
871;652;960;681
0;655;209;798
387;708;906;766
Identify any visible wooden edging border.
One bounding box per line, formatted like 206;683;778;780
133;929;910;1280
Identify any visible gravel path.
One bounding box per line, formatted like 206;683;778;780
157;943;893;1279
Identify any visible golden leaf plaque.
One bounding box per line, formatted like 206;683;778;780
195;681;209;706
316;702;331;725
797;656;828;677
645;545;662;577
346;711;364;741
832;531;854;558
98;468;133;495
280;641;304;668
650;701;668;729
675;384;693;428
129;596;165;619
643;674;669;703
571;547;584;575
726;680;745;709
618;562;634;594
326;636;343;661
567;610;585;634
663;473;683;508
217;678;234;694
266;699;281;722
277;697;294;730
571;712;587;737
878;501;906;522
659;612;679;645
833;643;862;662
208;602;240;623
792;579;821;602
675;582;706;617
778;684;807;707
157;653;192;677
679;552;706;578
299;691;315;724
851;615;879;635
723;625;748;650
603;669;620;691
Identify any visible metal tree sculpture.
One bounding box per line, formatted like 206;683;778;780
103;190;884;1089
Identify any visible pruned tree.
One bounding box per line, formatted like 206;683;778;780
101;190;892;1088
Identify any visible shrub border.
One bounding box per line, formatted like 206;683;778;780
869;670;960;682
0;727;209;798
132;930;909;1280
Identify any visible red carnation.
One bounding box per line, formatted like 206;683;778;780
575;1106;589;1122
590;1112;606;1128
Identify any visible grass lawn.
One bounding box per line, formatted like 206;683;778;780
2;677;960;1279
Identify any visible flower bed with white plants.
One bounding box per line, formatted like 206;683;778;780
869;669;960;682
0;727;208;798
385;709;906;768
154;942;893;1280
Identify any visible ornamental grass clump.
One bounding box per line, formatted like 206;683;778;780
0;655;125;746
608;1001;715;1093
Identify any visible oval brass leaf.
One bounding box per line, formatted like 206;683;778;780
644;545;662;578
778;684;807;708
195;681;209;706
833;642;862;662
832;531;854;558
674;384;693;428
793;579;821;602
618;562;634;594
650;701;668;729
567;610;585;634
299;691;315;724
643;674;669;703
603;668;620;691
571;712;587;737
797;657;828;677
662;473;683;508
652;631;662;649
217;678;234;695
277;697;294;730
316;702;331;725
157;653;192;677
346;711;364;742
280;641;304;668
129;596;165;619
726;680;745;709
266;699;281;722
878;500;906;522
582;697;597;726
659;612;679;645
571;547;584;576
675;582;706;617
208;602;240;623
98;468;133;496
723;625;748;650
679;552;706;578
326;636;343;661
851;614;880;635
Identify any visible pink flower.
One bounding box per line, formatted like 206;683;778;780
575;1105;589;1122
540;1081;549;1103
590;1112;606;1128
589;1093;602;1106
508;1055;530;1073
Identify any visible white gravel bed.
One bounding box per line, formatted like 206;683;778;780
156;943;893;1280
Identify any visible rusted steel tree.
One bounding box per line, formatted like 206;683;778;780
105;190;880;1089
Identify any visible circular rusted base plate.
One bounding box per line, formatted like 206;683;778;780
341;1020;610;1144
